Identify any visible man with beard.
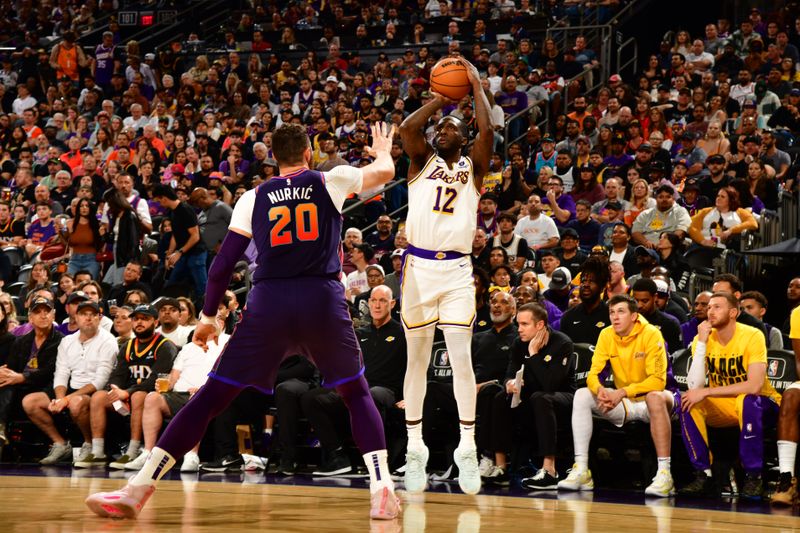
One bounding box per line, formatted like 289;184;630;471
698;154;730;201
681;291;712;349
366;215;396;258
78;304;177;469
556;120;582;159
567;96;590;129
515;194;560;255
473;291;518;483
559;257;610;345
541;176;575;227
631;279;682;353
155;298;193;348
567;200;601;253
602;135;633;177
631;185;691;248
553;150;576;191
679;292;780;500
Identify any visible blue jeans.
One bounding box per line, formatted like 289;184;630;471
166;250;208;298
68;253;100;280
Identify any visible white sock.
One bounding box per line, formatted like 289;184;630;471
130;447;177;487
263;428;273;436
407;422;424;448
443;328;476;424
459;423;475;449
403;332;435;422
778;440;798;475
92;438;105;457
657;457;671;473
572;388;595;471
363;449;394;493
127;440;141;457
703;468;712;476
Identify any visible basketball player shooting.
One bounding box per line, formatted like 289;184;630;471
85;122;403;520
397;57;493;495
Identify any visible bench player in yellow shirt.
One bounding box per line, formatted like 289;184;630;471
679;292;781;500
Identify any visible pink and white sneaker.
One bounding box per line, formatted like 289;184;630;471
370;487;401;520
85;483;155;519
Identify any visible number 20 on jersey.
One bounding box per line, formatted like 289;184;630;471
269;203;320;246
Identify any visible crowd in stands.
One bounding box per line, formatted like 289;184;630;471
1;0;800;504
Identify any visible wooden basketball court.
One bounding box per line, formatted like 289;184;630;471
1;472;799;532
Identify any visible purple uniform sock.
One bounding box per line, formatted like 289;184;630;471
157;377;243;458
335;375;387;454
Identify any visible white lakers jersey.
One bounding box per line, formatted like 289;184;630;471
405;153;480;254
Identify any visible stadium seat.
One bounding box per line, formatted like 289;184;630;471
4;282;25;297
16;265;32;285
2;247;25;270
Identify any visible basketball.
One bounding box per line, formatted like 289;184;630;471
429;58;471;100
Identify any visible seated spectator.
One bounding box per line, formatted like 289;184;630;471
25;203;57;257
365;215;396;260
301;286;405;475
541;176;576;227
76;303;177;468
655;232;690;290
489;264;513;294
22;297;116;465
606;260;628;298
470;229;491;273
514;194;560;255
559;294;675;496
597;201;624;247
177;297;198;328
107;261;153;304
688;186;758;249
623;178;656;227
631;184;691;248
155;298;193;348
536;250;560;288
570;165;604;205
492;213;530;272
76;281;114;331
678;292;780;499
557;228;587;277
124;306;228;472
0;300;62;447
567;200;601;252
590;177;629;224
543;267;573;312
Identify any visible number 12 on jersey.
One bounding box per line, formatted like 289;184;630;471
269;203;320;246
432;186;457;214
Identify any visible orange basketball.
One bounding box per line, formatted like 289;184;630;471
429;58;471;100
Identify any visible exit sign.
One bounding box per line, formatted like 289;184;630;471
141;11;154;25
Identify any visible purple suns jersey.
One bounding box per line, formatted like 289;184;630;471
229;166;364;280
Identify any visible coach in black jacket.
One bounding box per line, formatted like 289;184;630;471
481;302;575;486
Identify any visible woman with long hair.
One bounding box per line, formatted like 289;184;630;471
596;125;613;156
624;178;656;225
697;120;730;156
177;296;198;326
746;160;779;211
541;38;560;63
641;54;664;86
570;166;605;204
20;261;51;303
707;95;728;125
656;231;688;276
54;272;75;323
0;293;18;332
781;57;800;82
635;97;652;135
671;30;692;56
589;87;611;120
688;186;758;249
103;189;142;285
648;108;673;143
63;198;103;279
729;177;764;216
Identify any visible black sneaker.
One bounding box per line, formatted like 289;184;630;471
741;472;763;501
521;468;559;490
679;470;715;497
200;454;244;473
312;450;352;476
278;457;297;476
